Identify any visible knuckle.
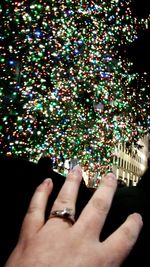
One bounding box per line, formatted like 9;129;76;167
27;205;39;215
122;225;136;243
67;172;79;182
122;225;131;238
91;196;110;215
19;237;29;250
54;198;71;206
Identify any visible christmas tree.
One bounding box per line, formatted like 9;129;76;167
0;0;149;175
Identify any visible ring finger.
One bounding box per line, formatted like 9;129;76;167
48;165;82;226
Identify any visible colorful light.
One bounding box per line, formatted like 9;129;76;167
0;1;149;175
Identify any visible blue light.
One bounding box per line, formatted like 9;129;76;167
34;31;41;37
74;49;79;54
9;60;14;65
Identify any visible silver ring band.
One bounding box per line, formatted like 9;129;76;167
49;208;75;224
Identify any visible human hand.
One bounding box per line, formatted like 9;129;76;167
4;165;143;267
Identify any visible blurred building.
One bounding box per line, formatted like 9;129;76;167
55;135;149;188
112;135;149;186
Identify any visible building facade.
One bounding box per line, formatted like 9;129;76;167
112;135;149;186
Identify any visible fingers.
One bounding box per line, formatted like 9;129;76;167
48;165;82;226
101;213;143;265
76;173;117;238
19;178;53;241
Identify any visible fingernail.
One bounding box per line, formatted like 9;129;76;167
106;173;116;180
129;213;143;225
37;178;52;191
72;165;82;174
43;178;52;186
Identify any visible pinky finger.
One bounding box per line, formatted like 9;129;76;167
101;213;143;266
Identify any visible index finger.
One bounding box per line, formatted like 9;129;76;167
75;173;117;238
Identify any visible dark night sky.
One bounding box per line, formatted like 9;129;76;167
128;0;150;74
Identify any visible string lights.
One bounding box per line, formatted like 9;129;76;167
0;0;149;175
